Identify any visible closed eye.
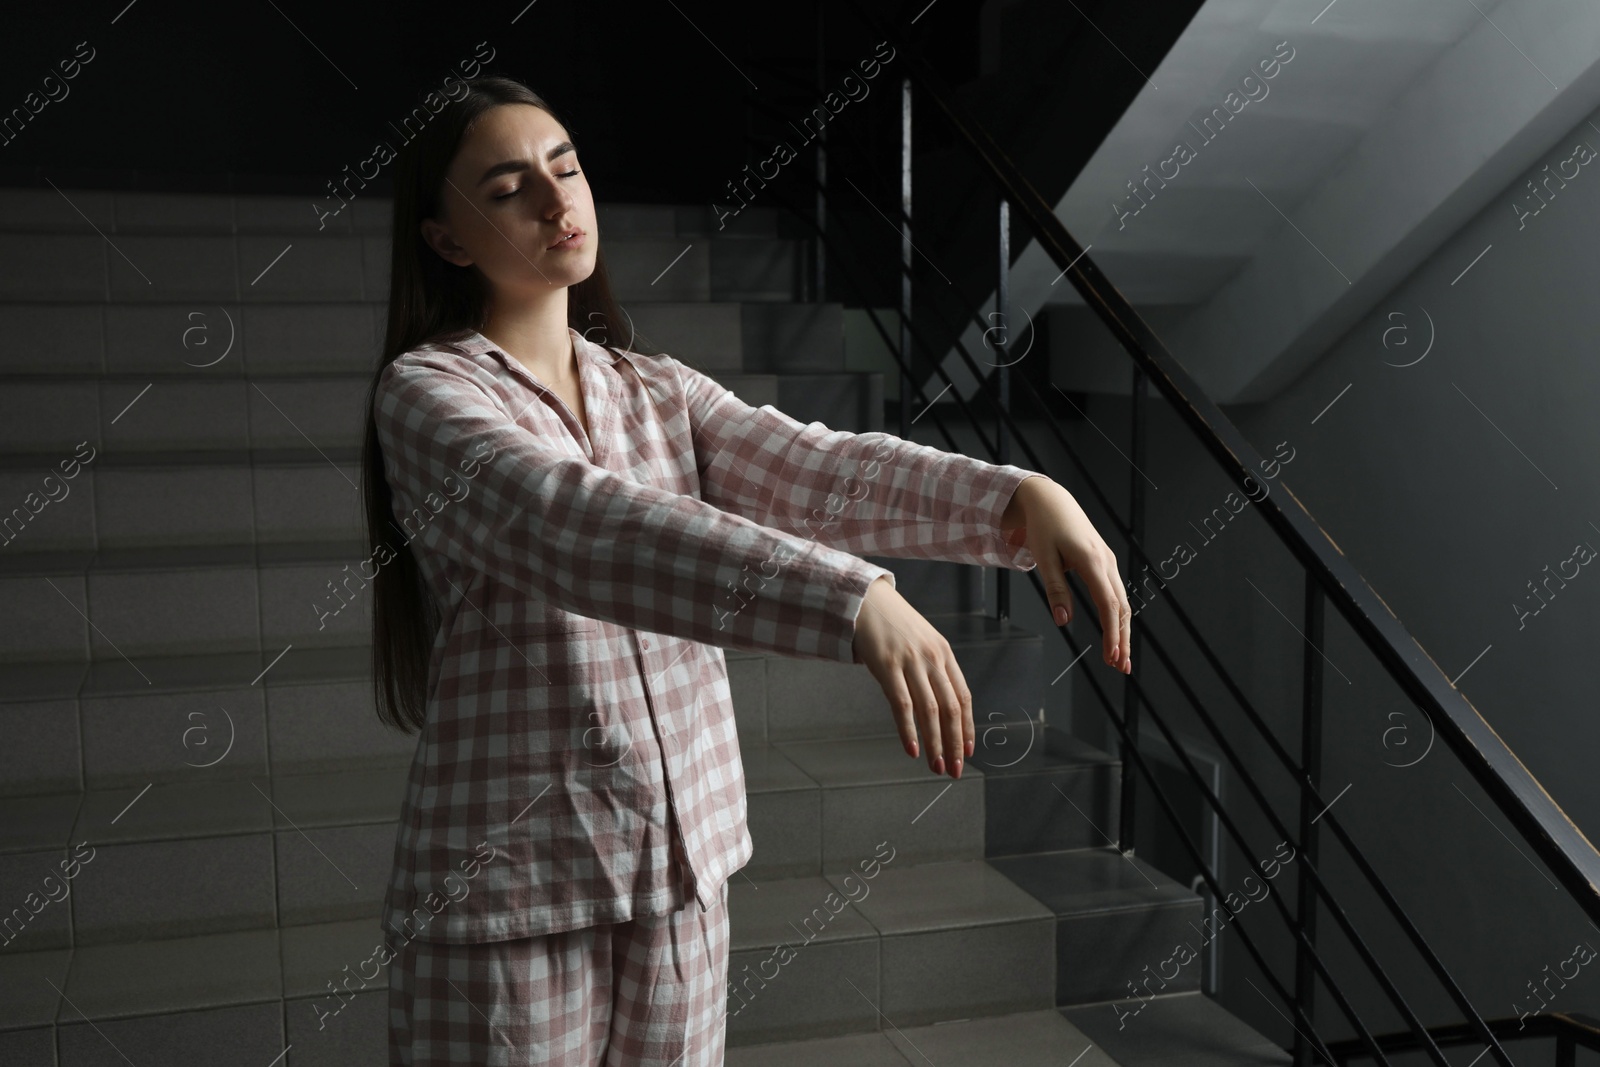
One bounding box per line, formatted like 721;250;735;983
492;171;580;200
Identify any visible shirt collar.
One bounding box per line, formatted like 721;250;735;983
462;326;626;369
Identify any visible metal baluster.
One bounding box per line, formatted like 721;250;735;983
899;77;912;442
812;0;826;303
1294;573;1327;1065
1119;366;1145;853
996;195;1011;623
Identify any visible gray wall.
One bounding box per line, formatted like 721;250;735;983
1030;99;1600;1051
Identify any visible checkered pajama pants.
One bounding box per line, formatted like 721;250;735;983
388;888;730;1066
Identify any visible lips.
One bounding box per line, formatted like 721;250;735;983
547;228;587;249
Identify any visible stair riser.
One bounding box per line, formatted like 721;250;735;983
0;233;803;306
725;916;1056;1045
0;372;876;459
1056;900;1208;1006
747;774;986;882
985;762;1122;857
757;634;1043;743
0;683;419;800
2;768;987;949
0;464;364;553
725;937;879;1045
0;377;367;456
625;301;847;376
0;297;844;381
0;191;782;241
0;301;380;377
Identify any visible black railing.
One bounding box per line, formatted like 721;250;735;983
731;3;1600;1066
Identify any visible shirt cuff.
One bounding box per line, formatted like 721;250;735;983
981;467;1049;572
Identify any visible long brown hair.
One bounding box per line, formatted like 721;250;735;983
361;75;654;733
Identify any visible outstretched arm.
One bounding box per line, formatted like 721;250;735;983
675;355;1042;571
374;351;895;663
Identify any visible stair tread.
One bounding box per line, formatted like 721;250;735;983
65;926;281;1023
990;848;1200;915
0;645;372;702
727;1009;1120;1066
1061;991;1291;1066
3;730;1069;850
0;761;412;854
775;735;991;788
0;539;370;577
732;858;1054;949
1;605;1049;704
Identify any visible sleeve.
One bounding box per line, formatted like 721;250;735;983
674;354;1046;571
373;353;894;664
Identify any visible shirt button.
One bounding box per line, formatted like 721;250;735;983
640;638;651;650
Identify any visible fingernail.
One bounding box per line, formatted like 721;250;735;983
953;758;962;779
1053;605;1068;626
933;756;945;775
965;738;974;758
909;740;919;758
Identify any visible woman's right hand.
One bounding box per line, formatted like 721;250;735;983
850;575;973;780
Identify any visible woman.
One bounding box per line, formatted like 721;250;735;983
362;75;1131;1066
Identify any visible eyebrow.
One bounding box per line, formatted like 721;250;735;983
476;141;577;186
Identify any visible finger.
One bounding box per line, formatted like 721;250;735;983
907;663;944;774
884;667;920;758
1086;560;1123;667
947;647;975;760
1113;561;1133;674
1034;539;1075;628
925;650;965;778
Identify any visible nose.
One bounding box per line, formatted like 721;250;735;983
541;174;577;220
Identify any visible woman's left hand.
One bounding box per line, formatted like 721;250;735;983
1002;477;1132;674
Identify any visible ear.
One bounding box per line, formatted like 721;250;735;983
419;217;474;267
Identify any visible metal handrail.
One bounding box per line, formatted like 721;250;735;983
728;8;1600;1064
863;11;1600;933
732;144;1457;1063
733;118;1548;1067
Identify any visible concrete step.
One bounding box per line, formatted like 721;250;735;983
0;705;1090;944
735;610;1045;744
0;297;846;379
0;919;386;1067
0;535;1044;721
0;641;412;798
0;190;790;240
724;859;1057;1045
0;367;879;459
0;944;1293;1066
726;1011;1122;1066
0;761;410;951
991;848;1206;1007
627;300;846;374
979;726;1123;860
0;300;381;378
1061;991;1293;1066
0;229;803;305
0;593;1045;793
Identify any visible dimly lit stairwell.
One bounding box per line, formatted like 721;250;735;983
900;0;1206;369
0;186;1285;1066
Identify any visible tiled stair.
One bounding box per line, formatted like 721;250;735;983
0;188;1287;1065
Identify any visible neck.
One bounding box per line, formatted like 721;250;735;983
482;286;574;383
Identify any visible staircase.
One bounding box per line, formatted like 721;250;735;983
0;187;1286;1065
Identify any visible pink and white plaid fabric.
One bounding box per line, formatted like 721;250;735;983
388;880;731;1066
371;326;1041;945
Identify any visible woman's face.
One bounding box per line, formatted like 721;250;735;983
421;103;598;301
